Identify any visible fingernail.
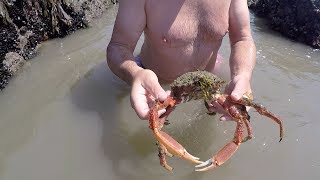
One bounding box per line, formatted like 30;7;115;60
220;116;226;121
232;93;240;100
158;92;167;100
158;109;166;117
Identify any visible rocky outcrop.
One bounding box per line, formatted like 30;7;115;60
0;0;117;90
3;52;26;74
248;0;320;48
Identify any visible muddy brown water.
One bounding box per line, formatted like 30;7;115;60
0;5;320;180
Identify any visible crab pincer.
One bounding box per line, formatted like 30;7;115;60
153;129;203;164
195;121;244;171
148;97;203;171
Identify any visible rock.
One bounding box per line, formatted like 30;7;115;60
248;0;320;48
82;0;116;23
0;0;118;90
3;52;26;75
0;63;11;90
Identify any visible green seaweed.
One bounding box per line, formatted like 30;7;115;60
170;71;225;101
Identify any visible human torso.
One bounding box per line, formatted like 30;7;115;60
140;0;231;81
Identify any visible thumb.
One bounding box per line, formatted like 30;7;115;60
230;82;246;101
144;80;167;101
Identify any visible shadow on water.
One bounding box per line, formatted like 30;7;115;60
69;61;231;180
70;62;134;178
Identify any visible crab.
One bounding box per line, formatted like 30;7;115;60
148;71;284;172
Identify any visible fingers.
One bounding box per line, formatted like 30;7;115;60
230;80;247;101
142;74;167;101
207;101;233;121
165;90;171;96
226;76;252;101
219;115;233;121
228;77;252;113
130;84;150;119
158;109;166;117
245;106;251;112
208;101;225;114
130;70;169;120
155;91;171;117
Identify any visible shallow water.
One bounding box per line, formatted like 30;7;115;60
0;5;320;180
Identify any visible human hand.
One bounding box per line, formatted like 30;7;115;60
130;69;169;120
208;75;252;121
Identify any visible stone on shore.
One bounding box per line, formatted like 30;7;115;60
3;52;26;75
248;0;320;48
0;0;117;90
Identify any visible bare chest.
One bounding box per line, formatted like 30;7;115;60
145;0;231;47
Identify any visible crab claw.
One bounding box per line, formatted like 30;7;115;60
149;97;203;165
153;130;203;164
195;159;216;172
195;141;239;171
195;120;243;171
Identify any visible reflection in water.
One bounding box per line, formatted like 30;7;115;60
0;6;320;180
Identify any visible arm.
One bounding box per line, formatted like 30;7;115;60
107;0;146;85
227;0;256;99
208;0;256;120
107;0;167;119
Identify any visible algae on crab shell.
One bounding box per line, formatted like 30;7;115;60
170;71;225;101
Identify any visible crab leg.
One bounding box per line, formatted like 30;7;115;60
156;108;174;171
242;118;253;142
195;121;244;171
235;98;284;142
157;142;173;171
233;105;253;143
158;102;176;129
152;128;203;164
215;94;284;142
149;97;203;166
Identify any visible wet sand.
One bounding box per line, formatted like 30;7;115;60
0;5;320;180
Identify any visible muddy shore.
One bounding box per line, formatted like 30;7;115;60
0;0;117;89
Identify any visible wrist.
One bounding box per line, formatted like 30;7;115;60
131;69;158;86
130;67;144;82
118;60;144;85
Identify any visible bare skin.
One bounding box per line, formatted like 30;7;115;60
107;0;256;120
